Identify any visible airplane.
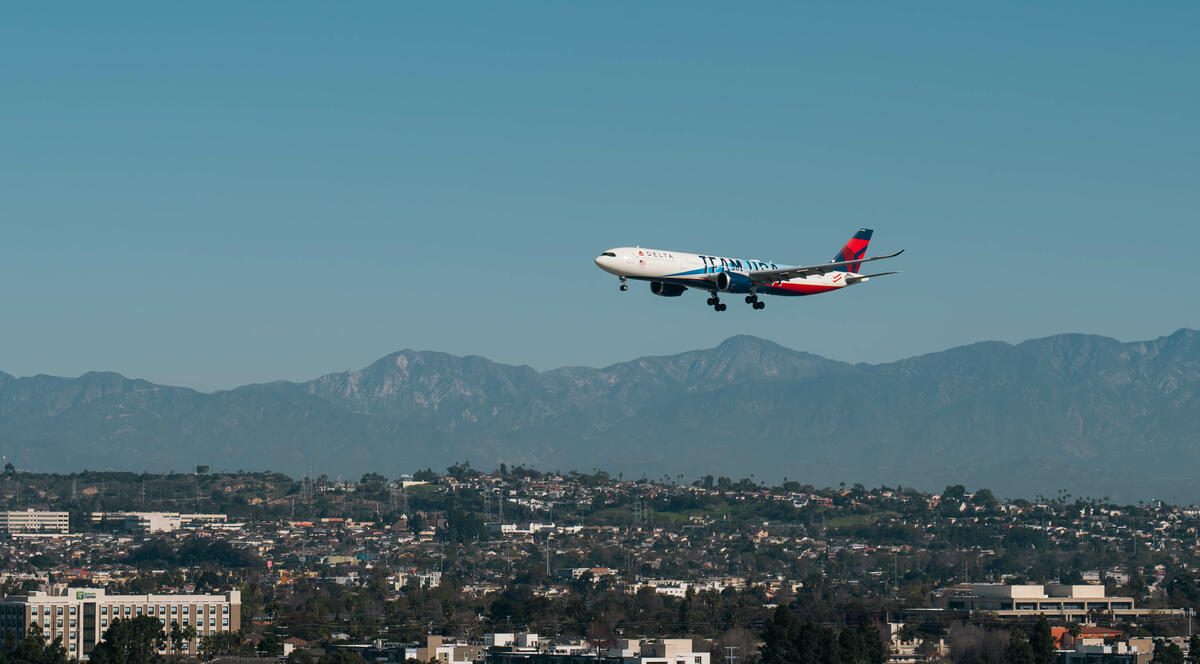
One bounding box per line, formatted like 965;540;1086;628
594;228;902;311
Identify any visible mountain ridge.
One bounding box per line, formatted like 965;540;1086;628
1;329;1196;502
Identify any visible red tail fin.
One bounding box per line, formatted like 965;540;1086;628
832;228;873;272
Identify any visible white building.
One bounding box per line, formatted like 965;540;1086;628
942;583;1182;621
90;512;227;533
608;639;711;664
0;588;241;661
0;510;70;534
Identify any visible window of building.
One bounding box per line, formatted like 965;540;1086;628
222;606;229;614
170;606;177;615
57;620;63;628
69;632;76;640
70;619;76;628
208;619;215;626
182;619;189;627
123;607;131;616
222;619;229;626
69;607;76;616
101;620;107;628
56;607;63;616
100;607;107;616
136;607;143;616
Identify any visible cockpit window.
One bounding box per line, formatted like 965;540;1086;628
601;252;616;257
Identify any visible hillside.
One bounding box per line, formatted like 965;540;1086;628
1;330;1197;502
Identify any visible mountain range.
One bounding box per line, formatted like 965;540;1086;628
2;329;1198;503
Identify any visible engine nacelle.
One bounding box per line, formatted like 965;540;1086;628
714;270;754;292
649;281;686;297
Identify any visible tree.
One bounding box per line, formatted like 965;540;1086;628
257;634;283;657
320;650;362;664
9;623;68;664
199;630;246;661
1153;640;1185;664
972;488;997;508
287;650;315;664
168;621;183;658
181;626;198;655
1029;617;1055;664
1004;629;1034;664
761;605;883;664
942;485;967;502
89;616;167;664
1188;634;1200;664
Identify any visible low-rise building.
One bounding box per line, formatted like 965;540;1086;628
416;635;484;664
941;584;1182;622
90;512;228;533
485;636;709;664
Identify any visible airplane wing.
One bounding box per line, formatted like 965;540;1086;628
745;249;904;285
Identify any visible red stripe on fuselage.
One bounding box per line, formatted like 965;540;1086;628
763;282;841;296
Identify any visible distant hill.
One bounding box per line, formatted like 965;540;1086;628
2;330;1197;502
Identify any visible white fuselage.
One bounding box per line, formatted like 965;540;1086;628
594;246;852;296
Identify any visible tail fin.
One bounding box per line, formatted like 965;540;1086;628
832;228;873;272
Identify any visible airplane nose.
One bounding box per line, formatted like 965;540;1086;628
595;254;617;274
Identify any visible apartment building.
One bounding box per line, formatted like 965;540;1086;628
0;588;241;660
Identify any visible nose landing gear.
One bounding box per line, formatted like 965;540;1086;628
618;277;628;292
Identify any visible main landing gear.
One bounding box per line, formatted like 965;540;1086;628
706;295;727;312
745;294;766;310
618;276;628;292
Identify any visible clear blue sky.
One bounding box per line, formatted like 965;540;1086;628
3;3;1198;390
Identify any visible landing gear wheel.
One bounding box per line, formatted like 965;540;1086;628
745;296;755;304
715;303;727;312
706;297;716;306
753;301;765;310
619;284;628;292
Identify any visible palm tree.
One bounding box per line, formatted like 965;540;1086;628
181;625;198;657
169;621;183;658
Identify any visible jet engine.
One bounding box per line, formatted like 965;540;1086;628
649;281;686;297
715;270;752;292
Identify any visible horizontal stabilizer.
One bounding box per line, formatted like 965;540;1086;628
845;271;901;285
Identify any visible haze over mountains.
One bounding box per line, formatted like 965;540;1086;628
1;329;1197;503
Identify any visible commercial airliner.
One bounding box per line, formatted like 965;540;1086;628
594;229;902;311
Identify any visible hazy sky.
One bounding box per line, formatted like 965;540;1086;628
4;3;1198;390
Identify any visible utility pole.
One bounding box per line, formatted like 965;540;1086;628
724;646;738;664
